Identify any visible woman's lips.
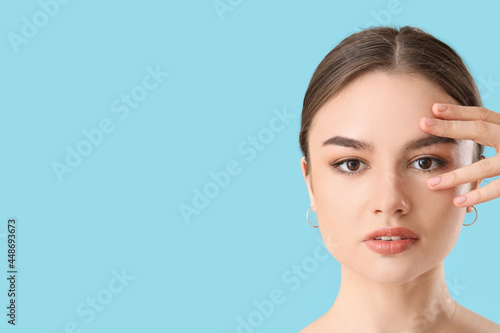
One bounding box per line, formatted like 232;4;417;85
363;227;419;255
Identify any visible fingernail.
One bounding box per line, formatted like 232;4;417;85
425;117;437;127
428;176;441;186
455;196;467;205
437;103;448;111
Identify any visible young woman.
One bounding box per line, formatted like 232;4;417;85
299;26;500;332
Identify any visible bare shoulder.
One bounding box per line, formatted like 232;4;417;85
299;313;332;333
451;303;500;333
297;304;500;333
299;319;321;333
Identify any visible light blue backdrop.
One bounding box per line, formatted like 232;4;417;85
0;0;499;332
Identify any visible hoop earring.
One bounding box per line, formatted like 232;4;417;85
306;207;319;228
463;206;478;226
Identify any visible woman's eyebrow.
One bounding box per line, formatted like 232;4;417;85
402;135;457;151
321;135;457;152
321;136;375;152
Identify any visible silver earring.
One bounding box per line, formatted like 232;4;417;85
306;207;319;228
463;206;478;226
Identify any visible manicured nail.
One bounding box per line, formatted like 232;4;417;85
425;117;437;127
455;196;467;205
428;176;441;186
437;103;448;111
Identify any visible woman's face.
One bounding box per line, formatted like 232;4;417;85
301;71;478;284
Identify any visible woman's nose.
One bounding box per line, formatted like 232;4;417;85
372;170;411;217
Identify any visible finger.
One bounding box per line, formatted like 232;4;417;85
427;155;500;189
431;103;500;124
420;117;500;152
452;177;500;207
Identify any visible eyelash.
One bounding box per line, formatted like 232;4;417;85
330;157;448;176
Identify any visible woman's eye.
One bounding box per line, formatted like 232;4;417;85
330;157;447;176
410;157;447;173
330;159;367;175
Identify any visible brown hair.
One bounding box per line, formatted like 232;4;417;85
299;25;484;175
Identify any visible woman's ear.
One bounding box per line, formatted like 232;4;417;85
466;155;485;213
301;156;316;211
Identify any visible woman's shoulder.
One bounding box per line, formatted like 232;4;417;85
451;303;500;333
298;313;332;333
298;305;500;333
298;319;322;333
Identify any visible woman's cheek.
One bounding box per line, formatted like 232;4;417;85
420;178;464;206
318;226;342;257
315;195;358;257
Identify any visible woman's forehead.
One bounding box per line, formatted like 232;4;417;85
309;72;456;142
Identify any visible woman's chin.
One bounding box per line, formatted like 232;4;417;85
344;257;431;286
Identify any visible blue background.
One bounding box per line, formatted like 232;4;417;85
0;0;499;332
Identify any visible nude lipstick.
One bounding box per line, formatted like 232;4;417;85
363;227;419;255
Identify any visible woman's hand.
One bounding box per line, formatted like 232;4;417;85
419;103;500;210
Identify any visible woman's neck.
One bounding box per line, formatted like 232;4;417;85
325;263;457;332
